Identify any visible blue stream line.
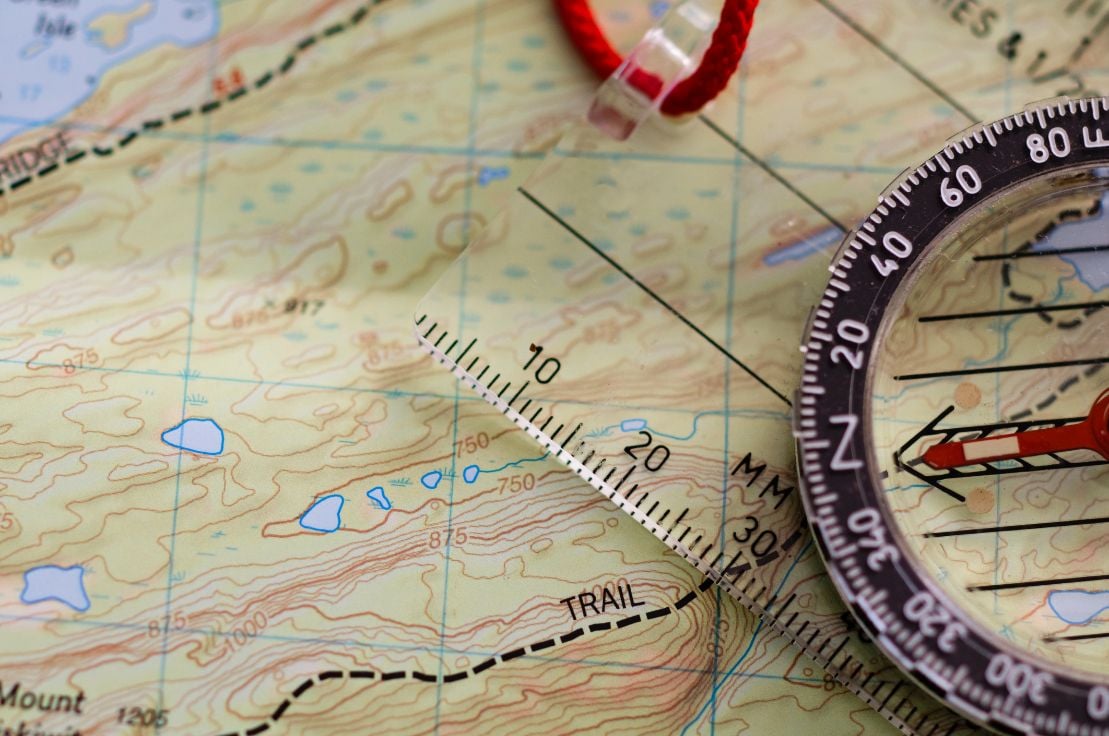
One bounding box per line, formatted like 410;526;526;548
479;452;549;475
595;407;787;443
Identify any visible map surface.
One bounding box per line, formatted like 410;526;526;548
0;0;1106;734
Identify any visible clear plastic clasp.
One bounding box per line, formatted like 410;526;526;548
588;0;720;140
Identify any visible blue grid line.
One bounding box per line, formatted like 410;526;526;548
0;358;794;419
0;115;904;174
0;356;463;401
154;26;221;723
0;113;539;159
706;67;751;736
0;604;855;683
682;621;765;736
682;541;814;734
432;2;485;730
993;0;1017;614
0;5;1026;731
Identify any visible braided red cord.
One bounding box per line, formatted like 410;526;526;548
552;0;759;116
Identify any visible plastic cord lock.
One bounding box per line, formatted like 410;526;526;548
587;0;720;140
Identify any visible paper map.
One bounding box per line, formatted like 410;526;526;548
0;0;1105;733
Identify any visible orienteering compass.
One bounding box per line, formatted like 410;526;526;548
798;97;1109;735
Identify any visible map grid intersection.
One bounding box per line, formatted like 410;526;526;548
0;0;1105;733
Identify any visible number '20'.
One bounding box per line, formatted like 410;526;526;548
829;319;870;370
623;431;670;472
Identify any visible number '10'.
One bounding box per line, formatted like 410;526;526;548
524;344;561;383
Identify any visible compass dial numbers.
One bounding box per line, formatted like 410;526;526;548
870;193;1108;674
799;99;1109;735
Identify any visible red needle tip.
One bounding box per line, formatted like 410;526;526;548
921;388;1109;471
922;442;966;470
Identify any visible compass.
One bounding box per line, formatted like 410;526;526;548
798;97;1109;734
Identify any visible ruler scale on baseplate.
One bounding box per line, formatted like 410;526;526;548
414;115;974;734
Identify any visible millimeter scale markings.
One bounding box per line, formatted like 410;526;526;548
414;116;976;735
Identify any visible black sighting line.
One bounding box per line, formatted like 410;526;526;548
896;356;1109;381
517;187;791;406
968;572;1109;592
919;300;1109;322
892;405;965;502
925;515;1109;538
812;0;978;123
1044;631;1109;643
974;244;1109;260
698;115;848;234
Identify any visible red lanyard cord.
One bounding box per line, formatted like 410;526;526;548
552;0;760;116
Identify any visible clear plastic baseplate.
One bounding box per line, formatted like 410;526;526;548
413;3;1008;734
412;83;978;736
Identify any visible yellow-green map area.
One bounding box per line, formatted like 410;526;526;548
0;1;1106;734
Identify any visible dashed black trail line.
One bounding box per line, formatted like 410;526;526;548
0;2;988;730
0;0;384;198
1008;363;1104;421
998;201;1107;421
215;579;715;736
1000;202;1105;330
2;4;750;733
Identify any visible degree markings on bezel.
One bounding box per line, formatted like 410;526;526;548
799;97;1109;735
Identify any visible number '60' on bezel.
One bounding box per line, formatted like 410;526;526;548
797;97;1109;735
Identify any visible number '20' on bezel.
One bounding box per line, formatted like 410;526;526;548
797;97;1109;735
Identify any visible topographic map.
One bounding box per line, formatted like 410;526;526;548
0;0;1106;734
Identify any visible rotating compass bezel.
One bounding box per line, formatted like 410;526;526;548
796;97;1109;736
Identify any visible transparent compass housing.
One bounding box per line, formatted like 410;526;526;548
866;162;1109;680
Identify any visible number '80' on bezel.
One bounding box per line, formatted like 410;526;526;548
797;97;1109;735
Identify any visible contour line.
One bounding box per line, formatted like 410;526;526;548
215;578;715;736
0;0;384;199
1001;203;1106;421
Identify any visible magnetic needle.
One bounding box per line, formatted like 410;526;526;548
797;97;1109;734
